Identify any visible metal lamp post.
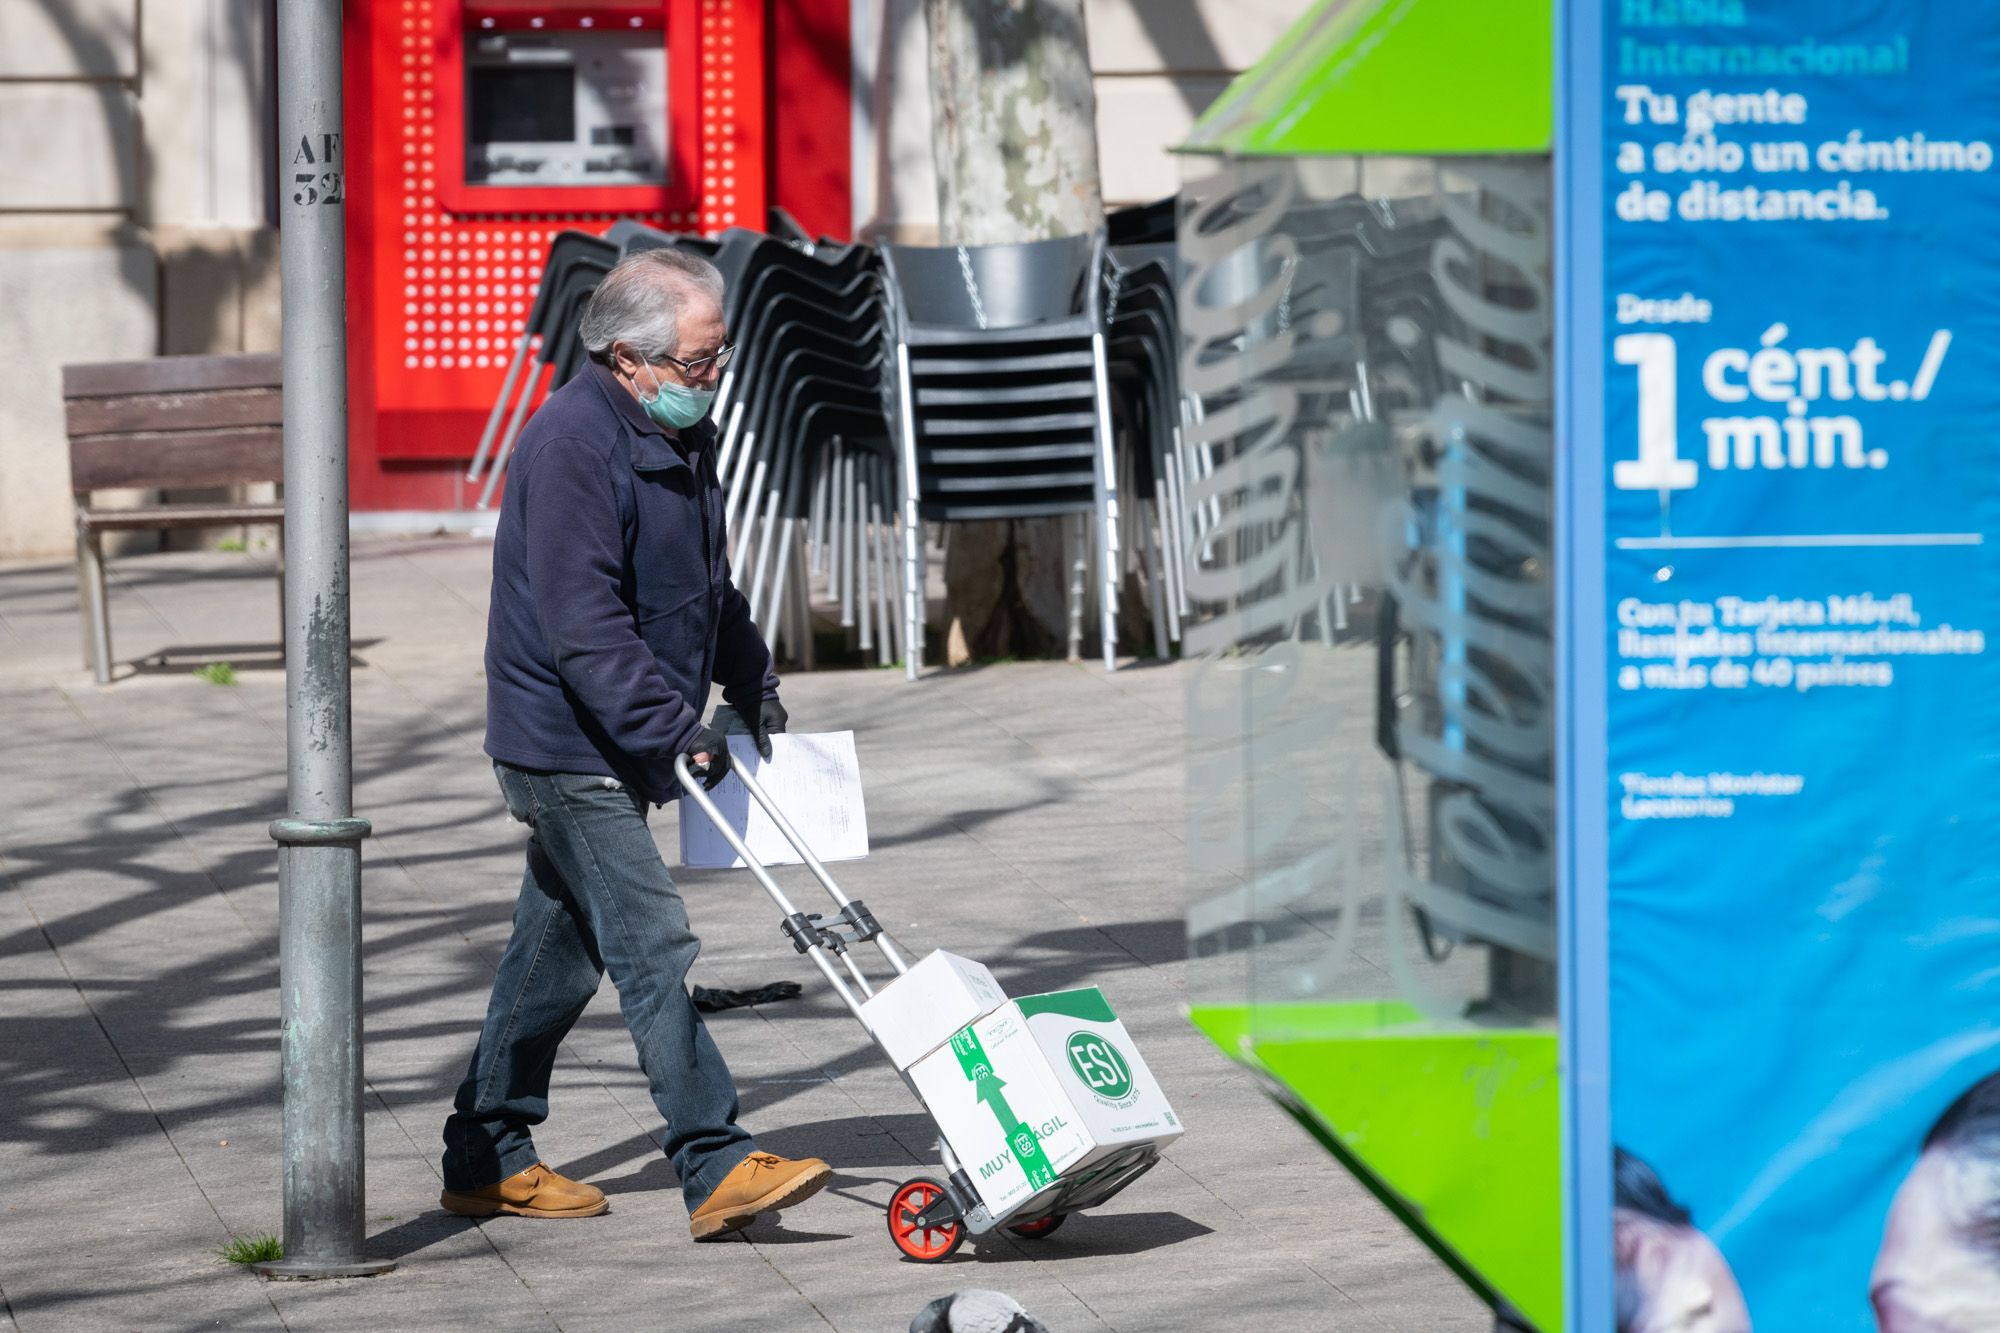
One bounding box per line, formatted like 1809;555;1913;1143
251;0;394;1281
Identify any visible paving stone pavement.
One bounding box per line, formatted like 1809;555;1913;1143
0;538;1488;1332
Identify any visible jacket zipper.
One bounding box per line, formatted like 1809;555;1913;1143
696;444;717;699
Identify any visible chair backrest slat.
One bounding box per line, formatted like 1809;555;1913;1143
67;387;284;438
63;353;282;398
68;429;284;494
62;353;286;498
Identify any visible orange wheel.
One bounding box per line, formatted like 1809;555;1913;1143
1006;1213;1066;1239
887;1177;964;1262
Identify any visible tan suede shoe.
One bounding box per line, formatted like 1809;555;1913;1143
440;1162;609;1219
689;1152;832;1240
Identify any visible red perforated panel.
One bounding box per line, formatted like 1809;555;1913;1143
344;0;770;500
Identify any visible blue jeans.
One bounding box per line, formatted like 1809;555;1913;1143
441;763;755;1211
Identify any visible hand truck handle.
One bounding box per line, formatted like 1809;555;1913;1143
740;752;912;948
676;752;874;1020
683;746;910;976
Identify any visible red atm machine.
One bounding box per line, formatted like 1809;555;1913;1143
344;0;849;512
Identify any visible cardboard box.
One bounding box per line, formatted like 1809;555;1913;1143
860;949;1008;1070
1016;988;1181;1152
908;988;1182;1220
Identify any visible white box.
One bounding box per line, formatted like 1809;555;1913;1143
908;988;1182;1221
860;950;1008;1070
1015;988;1181;1156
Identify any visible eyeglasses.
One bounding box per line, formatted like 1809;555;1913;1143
658;343;735;379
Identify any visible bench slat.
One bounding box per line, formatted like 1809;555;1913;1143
69;429;283;493
63;353;283;398
67;387;284;438
78;502;285;532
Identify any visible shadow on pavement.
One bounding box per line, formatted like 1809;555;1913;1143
0;711;520;1170
727;1220;851;1245
121;638;383;678
971;1209;1212;1261
366;1210;481;1261
753;1113;938;1169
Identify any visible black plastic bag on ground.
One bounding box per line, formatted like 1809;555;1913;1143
691;980;803;1012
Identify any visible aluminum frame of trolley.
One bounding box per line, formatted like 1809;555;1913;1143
672;753;1160;1261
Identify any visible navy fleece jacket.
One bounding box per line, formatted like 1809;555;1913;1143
483;362;778;802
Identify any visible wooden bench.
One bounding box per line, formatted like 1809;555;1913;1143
63;353;286;683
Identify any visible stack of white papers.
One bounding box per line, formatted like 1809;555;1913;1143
678;730;869;869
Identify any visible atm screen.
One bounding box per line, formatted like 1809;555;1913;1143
469;66;575;144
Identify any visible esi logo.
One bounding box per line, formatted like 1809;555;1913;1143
1065;1031;1135;1103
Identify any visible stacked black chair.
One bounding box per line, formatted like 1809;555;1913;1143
1102;250;1186;657
467;229;617;506
469;220;701;506
1104;197;1192;658
697;230;897;668
471;220;898;667
880;230;1122;677
1107;194;1176;249
472;202;1208;675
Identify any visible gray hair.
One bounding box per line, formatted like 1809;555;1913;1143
578;247;726;363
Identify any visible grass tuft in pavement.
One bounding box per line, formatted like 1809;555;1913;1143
219;1234;282;1265
193;662;239;686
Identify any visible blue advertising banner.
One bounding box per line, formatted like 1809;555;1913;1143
1593;3;2000;1329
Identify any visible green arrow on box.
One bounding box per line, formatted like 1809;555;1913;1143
952;1027;1057;1190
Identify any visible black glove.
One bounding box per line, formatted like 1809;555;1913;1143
749;697;788;760
712;697;788;761
682;723;731;791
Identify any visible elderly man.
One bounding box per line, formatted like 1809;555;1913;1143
439;247;830;1240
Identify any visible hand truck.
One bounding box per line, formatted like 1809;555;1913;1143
675;753;1162;1261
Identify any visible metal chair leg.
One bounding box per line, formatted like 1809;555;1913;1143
1066;513;1086;663
900;499;923;681
733;458;768;572
871;457;896;668
763;518;795;658
1089;333;1120;673
1153;477;1182;643
467;332;533;482
791;533;817;671
724;428;757;537
716;399;747;483
837;448;856;631
1097;504;1119;673
892;344;924;681
856;467;873;654
1139;501;1171;659
747;488;781;626
808;444;832;576
475;356;545;509
1166;426;1194;618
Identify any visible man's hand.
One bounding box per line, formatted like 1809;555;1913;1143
746;698;787;761
682;724;731;791
711;698;788;761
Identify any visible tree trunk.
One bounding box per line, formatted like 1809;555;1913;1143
925;0;1105;663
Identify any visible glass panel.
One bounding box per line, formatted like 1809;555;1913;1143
1178;151;1561;1328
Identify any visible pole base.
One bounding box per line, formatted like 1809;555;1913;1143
249;1257;396;1280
